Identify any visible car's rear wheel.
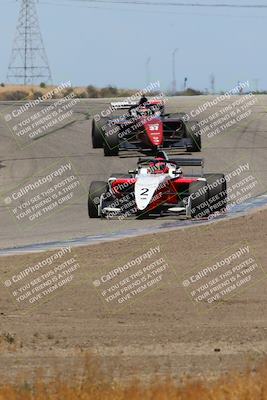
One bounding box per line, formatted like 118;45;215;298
88;181;107;218
189;181;210;218
204;174;227;212
92;119;104;148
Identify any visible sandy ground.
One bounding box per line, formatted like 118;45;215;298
0;206;267;384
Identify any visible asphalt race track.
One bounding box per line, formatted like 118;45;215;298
0;95;267;250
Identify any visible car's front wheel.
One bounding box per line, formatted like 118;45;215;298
204;173;227;212
189;181;210;218
92;119;104;149
88;181;107;218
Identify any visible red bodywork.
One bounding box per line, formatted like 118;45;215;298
117;100;166;149
111;175;199;212
143;118;163;147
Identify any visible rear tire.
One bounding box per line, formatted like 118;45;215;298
92;119;104;149
204;174;227;212
189;181;210;218
88;181;107;218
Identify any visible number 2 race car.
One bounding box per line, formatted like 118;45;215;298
91;99;202;156
88;152;227;219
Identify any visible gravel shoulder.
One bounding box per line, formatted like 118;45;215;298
0;207;266;383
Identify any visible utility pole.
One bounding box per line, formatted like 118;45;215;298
184;77;188;91
172;48;178;94
252;78;259;93
6;0;52;85
146;56;151;86
210;73;215;94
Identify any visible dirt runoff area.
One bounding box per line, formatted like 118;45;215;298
0;208;267;384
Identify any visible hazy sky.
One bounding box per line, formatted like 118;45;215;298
1;0;267;91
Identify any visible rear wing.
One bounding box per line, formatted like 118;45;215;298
169;158;204;167
138;157;204;176
111;101;138;110
138;157;204;167
111;99;164;110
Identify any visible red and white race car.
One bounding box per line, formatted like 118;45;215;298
91;98;201;156
88;152;227;219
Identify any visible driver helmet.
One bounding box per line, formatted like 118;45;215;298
148;160;169;174
139;96;148;106
137;106;153;118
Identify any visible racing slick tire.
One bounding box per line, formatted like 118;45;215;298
103;130;119;156
185;121;202;152
204;174;227;213
189;181;210;218
88;181;107;218
92;119;104;148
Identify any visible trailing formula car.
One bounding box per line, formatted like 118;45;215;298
91;98;201;156
88;152;227;219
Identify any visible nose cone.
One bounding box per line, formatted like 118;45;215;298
135;175;166;211
144;118;163;147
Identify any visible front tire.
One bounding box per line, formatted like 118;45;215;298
88;181;107;218
92;119;104;148
204;174;227;212
189;181;210;218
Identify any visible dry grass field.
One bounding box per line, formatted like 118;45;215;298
0;356;267;400
0;84;137;101
0;84;55;101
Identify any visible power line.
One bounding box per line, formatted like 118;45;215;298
38;0;267;19
39;0;267;19
61;0;267;9
39;0;107;9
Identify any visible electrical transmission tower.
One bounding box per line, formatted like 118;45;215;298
210;73;215;94
6;0;52;85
